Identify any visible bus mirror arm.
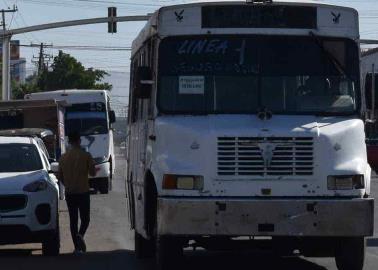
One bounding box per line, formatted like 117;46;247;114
109;110;116;124
365;64;376;124
135;66;153;99
371;64;375;121
140;80;154;85
366;119;376;124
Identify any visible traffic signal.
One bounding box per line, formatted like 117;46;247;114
108;7;117;33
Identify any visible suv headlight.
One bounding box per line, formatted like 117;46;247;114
327;175;364;190
23;180;48;192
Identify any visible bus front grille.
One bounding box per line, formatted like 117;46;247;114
217;137;314;176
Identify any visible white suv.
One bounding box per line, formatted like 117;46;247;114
0;136;60;255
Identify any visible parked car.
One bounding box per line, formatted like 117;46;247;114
0;128;57;161
0;136;60;255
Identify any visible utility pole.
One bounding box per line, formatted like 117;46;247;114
1;5;17;32
1;5;17;101
37;42;44;75
31;43;53;75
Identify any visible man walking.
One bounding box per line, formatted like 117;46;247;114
59;132;96;253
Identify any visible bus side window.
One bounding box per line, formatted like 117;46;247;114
148;39;156;118
130;40;155;122
365;73;378;111
130;58;139;123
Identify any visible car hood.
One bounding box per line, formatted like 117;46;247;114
0;170;47;191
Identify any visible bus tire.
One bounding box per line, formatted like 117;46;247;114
156;236;183;270
135;231;155;259
335;237;365;270
99;178;110;194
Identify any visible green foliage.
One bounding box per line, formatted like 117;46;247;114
37;51;112;91
10;50;112;99
12;77;41;99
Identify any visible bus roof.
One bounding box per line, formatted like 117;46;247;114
25;89;109;104
132;1;359;55
0;99;66;110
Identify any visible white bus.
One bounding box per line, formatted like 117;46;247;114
127;1;374;269
25;89;116;194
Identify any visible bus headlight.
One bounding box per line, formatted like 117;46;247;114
163;174;204;190
327;175;364;190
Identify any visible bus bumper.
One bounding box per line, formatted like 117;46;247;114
157;197;374;237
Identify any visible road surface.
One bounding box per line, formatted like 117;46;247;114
0;151;377;270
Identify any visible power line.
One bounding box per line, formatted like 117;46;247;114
20;0;161;8
31;42;53;75
13;5;41;43
0;4;17;32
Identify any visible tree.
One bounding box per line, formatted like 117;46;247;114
37;50;112;91
3;51;112;100
12;75;41;99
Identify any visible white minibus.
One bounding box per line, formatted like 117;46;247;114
26;89;116;194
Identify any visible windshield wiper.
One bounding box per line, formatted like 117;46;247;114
314;111;355;116
309;31;354;82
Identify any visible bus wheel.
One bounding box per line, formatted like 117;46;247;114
335;237;365;270
135;231;155;258
156;236;183;270
99;178;110;194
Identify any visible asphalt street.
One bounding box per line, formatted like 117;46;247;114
0;150;377;270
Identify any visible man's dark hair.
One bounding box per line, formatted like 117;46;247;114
68;131;81;144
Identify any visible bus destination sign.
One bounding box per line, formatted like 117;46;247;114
202;5;317;29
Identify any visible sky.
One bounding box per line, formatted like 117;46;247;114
1;0;378;114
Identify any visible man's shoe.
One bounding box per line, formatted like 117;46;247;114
76;234;87;252
73;249;83;255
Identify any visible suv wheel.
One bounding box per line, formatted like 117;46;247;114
42;212;60;256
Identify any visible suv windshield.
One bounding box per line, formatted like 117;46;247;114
158;35;360;115
0;144;43;172
65;103;108;136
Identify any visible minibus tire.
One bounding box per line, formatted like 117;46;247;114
156;236;183;270
99;178;110;194
109;160;113;191
335;237;365;270
135;231;155;258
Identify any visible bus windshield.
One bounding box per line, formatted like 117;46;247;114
157;35;360;115
65;103;108;136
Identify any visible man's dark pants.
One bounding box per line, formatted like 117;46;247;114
66;192;90;249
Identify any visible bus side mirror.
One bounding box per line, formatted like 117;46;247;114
135;66;153;99
109;110;116;123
